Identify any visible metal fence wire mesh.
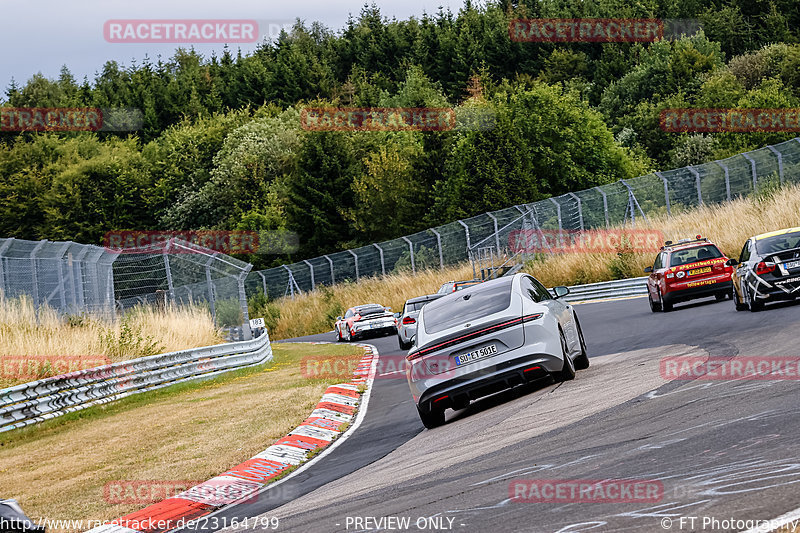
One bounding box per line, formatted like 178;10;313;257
0;237;253;338
1;138;799;320
247;137;800;298
0;238;116;318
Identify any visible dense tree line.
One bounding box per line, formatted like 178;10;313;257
2;1;800;267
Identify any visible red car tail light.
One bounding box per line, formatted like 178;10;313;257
756;261;776;275
406;315;537;362
402;316;416;325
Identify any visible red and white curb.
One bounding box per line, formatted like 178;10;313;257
87;343;379;533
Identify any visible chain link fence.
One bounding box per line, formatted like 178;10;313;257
2;138;798;320
0;237;253;338
247;137;800;298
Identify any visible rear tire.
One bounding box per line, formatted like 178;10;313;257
748;287;764;312
555;329;576;382
417;405;445;429
573;316;590;371
661;291;673;312
398;336;412;350
649;292;662;312
734;286;747;311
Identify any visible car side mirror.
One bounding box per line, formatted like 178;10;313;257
644;266;653;273
725;258;738;266
336;316;343;321
553;286;570;299
410;334;417;346
393;312;401;319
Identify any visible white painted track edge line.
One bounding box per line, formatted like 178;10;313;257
573;295;648;305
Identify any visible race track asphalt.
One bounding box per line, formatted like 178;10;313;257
181;294;800;533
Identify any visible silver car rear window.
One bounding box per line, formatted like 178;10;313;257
405;301;429;313
423;278;513;334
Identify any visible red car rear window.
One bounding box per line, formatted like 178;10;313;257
669;245;723;267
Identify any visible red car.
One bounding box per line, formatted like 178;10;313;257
645;236;734;312
335;304;397;342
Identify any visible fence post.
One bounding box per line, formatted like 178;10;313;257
487;213;501;255
283;265;297;299
162;239;175;304
620;179;648;227
0;238;15;299
402;237;416;273
766;145;784;184
549;198;563;233
593;188;610;228
458;220;472;252
106;266;115;322
348;250;359;281
30;240;46;317
238;267;253;340
324;255;335;284
742;153;757;192
66;250;76;311
73;246;90;312
716;161;731;201
257;270;268;298
430;229;444;269
302;260;315;291
687;166;702;205
373;244;385;276
654;172;671;216
57;242;71;311
567;193;584;232
204;253;218;326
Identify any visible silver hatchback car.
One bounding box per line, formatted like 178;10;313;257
406;273;589;428
397;293;445;349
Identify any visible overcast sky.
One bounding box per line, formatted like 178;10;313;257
1;0;461;92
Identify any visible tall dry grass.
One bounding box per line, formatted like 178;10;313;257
268;184;800;338
525;183;800;287
270;263;474;339
0;296;222;387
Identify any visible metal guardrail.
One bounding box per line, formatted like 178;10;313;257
558;277;649;303
0;332;272;434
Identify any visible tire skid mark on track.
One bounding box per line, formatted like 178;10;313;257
254;344;688;529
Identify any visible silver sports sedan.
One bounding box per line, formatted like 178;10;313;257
406;273;589;428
